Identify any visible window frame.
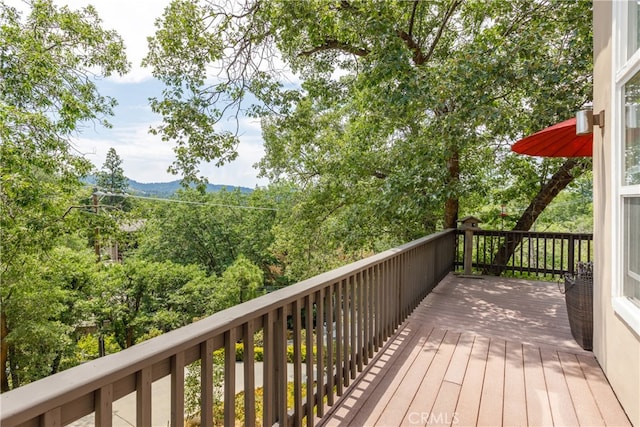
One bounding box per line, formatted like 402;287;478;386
612;1;640;336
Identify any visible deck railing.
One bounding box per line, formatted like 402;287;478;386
0;229;456;427
454;229;593;278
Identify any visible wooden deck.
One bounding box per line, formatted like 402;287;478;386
319;273;631;427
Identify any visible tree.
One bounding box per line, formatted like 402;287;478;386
95;147;130;207
1;244;98;389
135;187;284;281
216;255;264;308
145;0;592;254
0;0;128;391
485;157;591;275
93;259;216;349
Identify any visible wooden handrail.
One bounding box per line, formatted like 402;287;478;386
1;229;456;427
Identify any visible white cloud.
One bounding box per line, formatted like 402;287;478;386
78;119;268;188
76;122;175;182
203;137;268;189
9;0;285;188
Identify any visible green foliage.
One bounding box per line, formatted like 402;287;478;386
95;147;131;210
60;333;120;370
146;0;593;271
1;0;596;393
1;246;98;388
96;148;129;194
217;255;264;306
0;0;128;390
479;170;594;233
135;187;286;283
93;259;217;349
208;342;316;363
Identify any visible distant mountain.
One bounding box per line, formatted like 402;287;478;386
127;179;253;197
84;176;253;197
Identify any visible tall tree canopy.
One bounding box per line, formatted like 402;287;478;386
0;0;129;391
145;0;592;250
96;147;129;194
95;147;131;211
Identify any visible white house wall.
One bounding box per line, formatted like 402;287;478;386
593;2;640;425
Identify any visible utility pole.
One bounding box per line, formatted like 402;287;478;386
92;189;101;261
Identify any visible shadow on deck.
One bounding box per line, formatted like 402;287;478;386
319;273;631;427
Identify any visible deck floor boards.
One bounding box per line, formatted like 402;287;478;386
319;273;631;426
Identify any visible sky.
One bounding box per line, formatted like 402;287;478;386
12;0;269;188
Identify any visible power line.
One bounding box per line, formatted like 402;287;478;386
106;192;278;211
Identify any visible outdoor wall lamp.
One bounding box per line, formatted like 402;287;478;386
576;108;605;135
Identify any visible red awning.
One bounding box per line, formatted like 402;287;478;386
511;118;592;157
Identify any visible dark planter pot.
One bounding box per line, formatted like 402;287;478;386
563;264;593;351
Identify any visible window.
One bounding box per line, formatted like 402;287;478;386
623;73;640;185
622;72;640;308
624;198;640;306
627;1;640;59
614;1;640;333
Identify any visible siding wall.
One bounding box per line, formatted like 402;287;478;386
593;3;640;425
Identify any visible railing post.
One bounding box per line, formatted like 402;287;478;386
568;234;575;275
458;216;482;275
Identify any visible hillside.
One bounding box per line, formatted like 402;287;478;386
127;179;253;197
85;176;253;197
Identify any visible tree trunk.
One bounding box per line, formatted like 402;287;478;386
9;345;19;390
443;149;460;229
126;327;134;348
50;353;62;376
484;158;590;276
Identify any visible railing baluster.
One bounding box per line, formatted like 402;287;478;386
356;270;364;372
243;321;256;427
305;294;315;427
224;328;237;426
335;280;343;396
170;352;184;427
535;235;540;275
560;236;564;273
293;299;303;426
383;260;390;340
276;307;288;424
350;275;357;380
401;252;407;315
543;235;548;277
136;366;152;426
518;234;523;274
399;253;406;319
200;339;214;427
568;234;575;274
43;407;61;427
325;283;335;405
95;384;112;427
374;263;381;351
384;259;389;338
578;235;583;262
395;255;401;327
364;267;372;363
343;278;351;387
552;236;557;275
316;287;325;417
263;311;274;426
410;249;417;308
